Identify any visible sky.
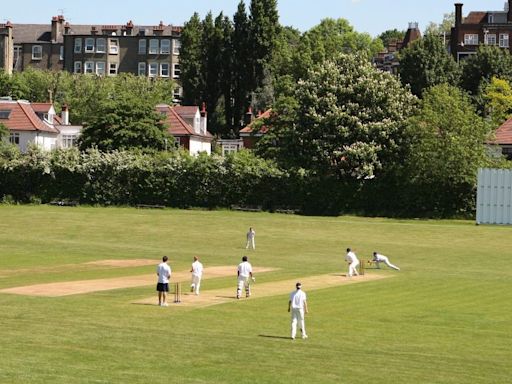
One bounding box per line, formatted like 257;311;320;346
1;0;509;37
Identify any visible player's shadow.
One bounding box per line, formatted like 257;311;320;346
258;334;292;340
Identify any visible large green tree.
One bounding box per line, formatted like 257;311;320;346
79;97;173;151
258;53;417;180
405;84;494;214
481;77;512;126
378;29;405;47
179;13;204;106
461;45;512;96
399;33;460;96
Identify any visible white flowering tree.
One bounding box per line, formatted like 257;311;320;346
258;53;417;180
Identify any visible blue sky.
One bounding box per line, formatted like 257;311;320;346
1;0;508;36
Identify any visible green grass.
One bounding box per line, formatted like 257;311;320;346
0;205;511;383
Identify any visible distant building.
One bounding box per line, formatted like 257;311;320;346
0;16;182;101
0;99;81;152
373;22;421;74
451;1;512;61
493;117;512;159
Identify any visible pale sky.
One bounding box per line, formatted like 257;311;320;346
1;0;508;36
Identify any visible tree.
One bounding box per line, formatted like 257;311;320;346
399;33;460;96
405;84;494;214
180;13;204;106
481;77;512;126
424;13;454;36
460;45;512;96
258;53;417;180
378;29;406;47
78;97;173;151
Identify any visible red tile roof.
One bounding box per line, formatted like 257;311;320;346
173;106;199;117
495;118;512;145
31;103;53;113
156;105;212;139
463;12;487;24
240;109;272;135
0;101;58;133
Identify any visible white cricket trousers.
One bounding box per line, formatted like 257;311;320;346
378;257;400;271
246;238;255;249
291;308;306;339
348;260;360;277
191;275;201;294
237;276;251;298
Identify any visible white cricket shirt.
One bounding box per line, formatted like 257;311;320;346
289;289;307;309
157;262;171;284
191;261;203;277
238;261;253;278
346;251;358;263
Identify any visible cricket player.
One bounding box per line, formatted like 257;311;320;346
237;256;254;299
345;248;360;277
245;227;256;250
288;282;308;340
372;252;400;271
156;256;172;306
190;256;204;295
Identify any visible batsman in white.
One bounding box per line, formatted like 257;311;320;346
288;282;308;340
345;248;360;277
372;251;400;271
190;256;204;295
245;227;256;250
236;255;254;299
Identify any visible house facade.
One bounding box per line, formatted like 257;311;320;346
494;117;512;159
0;16;182;101
451;1;512;61
0;99;81;152
157;104;213;155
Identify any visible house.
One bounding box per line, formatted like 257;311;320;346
239;108;272;149
157;104;213;155
0;16;183;101
451;1;512;62
0;99;81;152
494;117;512;159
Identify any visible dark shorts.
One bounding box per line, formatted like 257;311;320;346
156;283;169;292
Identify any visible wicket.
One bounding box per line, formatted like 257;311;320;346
359;259;365;276
174;282;182;303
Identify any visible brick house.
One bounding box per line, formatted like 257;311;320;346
451;1;512;61
0;99;81;152
493;117;512;159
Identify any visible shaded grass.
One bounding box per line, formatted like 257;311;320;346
0;205;511;383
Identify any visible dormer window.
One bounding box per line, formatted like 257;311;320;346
43;113;54;124
489;14;494;23
0;110;11;119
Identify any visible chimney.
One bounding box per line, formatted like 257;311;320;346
122;20;134;36
51;16;59;41
61;104;69;125
244;106;254;126
64;22;70;35
200;102;207;134
455;3;463;27
2;21;14;75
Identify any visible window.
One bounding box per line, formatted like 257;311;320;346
59;46;64;61
85;38;95;52
96;62;106;75
74;38;82;53
149;39;159;54
160;63;170;77
61;135;77;148
32;45;42;60
160;39;171;54
109;63;118;75
13;46;21;69
109;39;119;54
84;61;94;74
0;110;11;119
74;61;82;73
9;132;20;145
138;39;146;54
138;62;146;76
148;62;158;77
96;38;106;53
44;113;53;124
173;39;181;55
173;87;182;101
464;34;479;46
489;14;494;24
500;33;509;48
173;64;181;79
485;34;497;45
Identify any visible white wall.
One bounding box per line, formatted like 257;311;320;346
10;131;58;153
476;168;512;225
189;137;211;155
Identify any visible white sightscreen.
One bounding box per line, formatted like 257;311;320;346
476;168;512;225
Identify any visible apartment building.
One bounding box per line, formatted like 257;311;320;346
451;1;512;61
0;16;182;100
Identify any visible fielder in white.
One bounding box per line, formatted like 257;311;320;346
237;256;254;299
345;248;360;277
245;227;256;250
288;282;308;340
190;256;204;295
372;252;400;271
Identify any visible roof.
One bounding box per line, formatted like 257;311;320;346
240;109;272;135
463;12;488;24
495;118;512;145
173;106;199;117
0;100;59;133
31;103;53;113
156;105;212;139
